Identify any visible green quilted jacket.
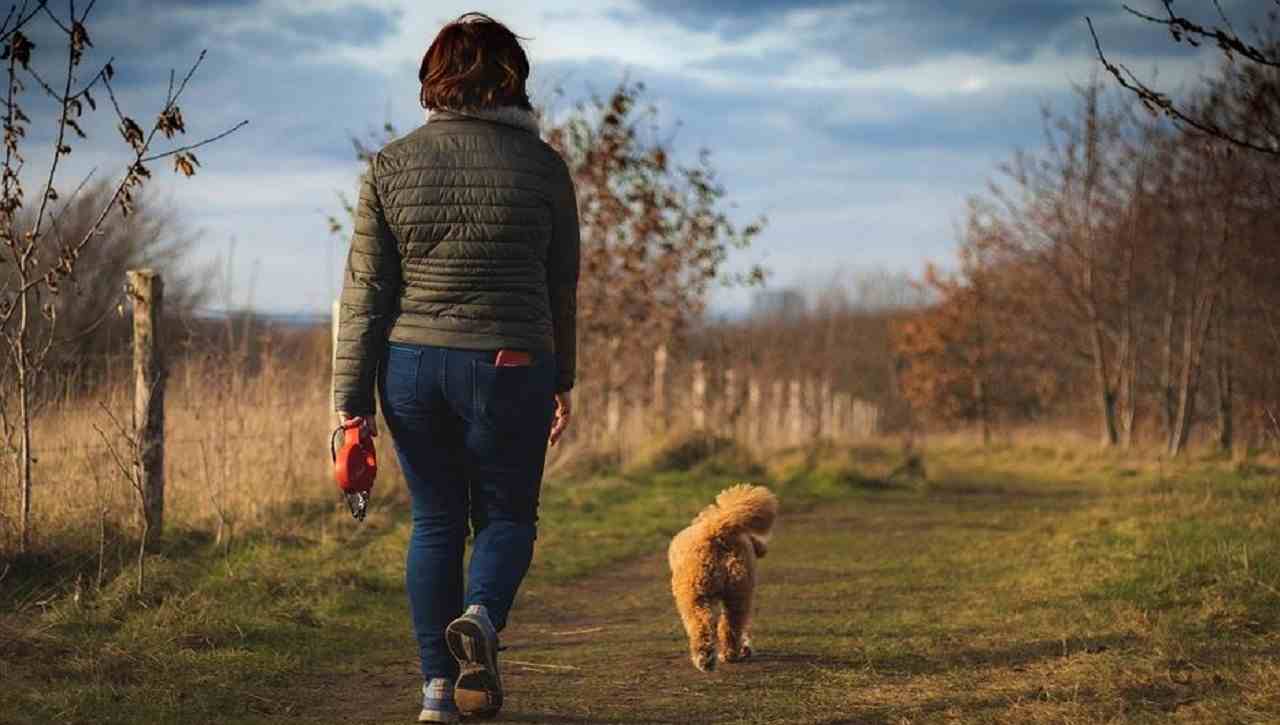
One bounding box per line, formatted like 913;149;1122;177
333;107;580;415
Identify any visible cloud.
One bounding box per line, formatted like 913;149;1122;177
10;0;1251;315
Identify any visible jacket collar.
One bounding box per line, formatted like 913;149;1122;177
425;106;540;134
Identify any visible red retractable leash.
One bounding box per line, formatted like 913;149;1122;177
331;417;377;521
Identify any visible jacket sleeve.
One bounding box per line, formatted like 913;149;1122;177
547;156;581;392
333;153;401;415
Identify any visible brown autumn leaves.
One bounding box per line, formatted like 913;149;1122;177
892;30;1280;454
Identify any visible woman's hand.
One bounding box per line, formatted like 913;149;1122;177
548;391;572;447
338;412;378;437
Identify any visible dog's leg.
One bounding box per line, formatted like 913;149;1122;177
675;590;718;672
718;581;753;662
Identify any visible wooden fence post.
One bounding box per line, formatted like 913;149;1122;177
605;337;621;438
788;380;802;444
652;344;668;434
849;399;879;438
129;269;165;542
723;368;737;437
804;378;818;436
819;378;832;437
748;378;762;443
771;380;785;444
832;393;849;441
691;359;707;431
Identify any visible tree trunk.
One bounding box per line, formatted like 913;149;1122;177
1215;304;1234;453
16;288;32;553
1079;89;1115;449
1090;320;1119;447
1119;342;1138;449
1168;292;1215;457
974;370;991;447
1160;264;1178;439
1117;238;1139;449
1216;343;1234;453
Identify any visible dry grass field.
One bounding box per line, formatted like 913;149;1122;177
2;351;339;558
3;419;1279;723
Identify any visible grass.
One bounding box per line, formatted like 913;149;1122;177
1;352;341;555
3;435;1280;723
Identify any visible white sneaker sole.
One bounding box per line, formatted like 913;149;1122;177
446;617;503;717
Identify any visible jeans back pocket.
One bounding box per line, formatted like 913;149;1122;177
472;356;555;429
380;343;423;412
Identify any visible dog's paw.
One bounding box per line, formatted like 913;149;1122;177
693;650;717;672
721;640;747;666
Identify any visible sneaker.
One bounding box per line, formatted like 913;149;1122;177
418;678;460;724
446;604;503;718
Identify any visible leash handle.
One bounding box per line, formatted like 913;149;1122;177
330;416;368;462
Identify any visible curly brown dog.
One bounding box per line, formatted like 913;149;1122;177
668;484;778;672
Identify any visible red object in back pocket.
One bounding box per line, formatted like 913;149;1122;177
494;349;532;367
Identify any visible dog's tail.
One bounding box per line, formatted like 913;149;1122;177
695;483;778;541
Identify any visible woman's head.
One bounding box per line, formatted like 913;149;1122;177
419;12;531;111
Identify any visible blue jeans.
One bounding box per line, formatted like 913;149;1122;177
378;342;557;680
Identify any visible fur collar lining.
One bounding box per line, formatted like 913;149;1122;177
425;106;539;134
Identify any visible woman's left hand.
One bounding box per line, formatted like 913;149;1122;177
548;391;571;447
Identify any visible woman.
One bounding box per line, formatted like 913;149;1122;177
332;12;579;723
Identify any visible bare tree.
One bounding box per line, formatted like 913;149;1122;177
990;82;1140;446
2;181;210;390
1088;1;1280;156
0;1;247;552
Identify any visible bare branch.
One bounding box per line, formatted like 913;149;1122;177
0;6;17;41
50;282;121;343
28;3;83;247
69;56;111;102
1086;17;1280;156
1120;2;1279;69
1211;0;1240;41
24;64;64;103
91;421;134;489
38;1;68;35
167;48;206;107
0;1;50;46
17;50;247;296
139;119;248;164
44;164;95;233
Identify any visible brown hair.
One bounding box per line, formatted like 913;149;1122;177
419;12;532;111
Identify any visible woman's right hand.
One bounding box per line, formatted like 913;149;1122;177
548;391;572;446
338;411;378;438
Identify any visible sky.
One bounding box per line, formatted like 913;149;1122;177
21;0;1269;315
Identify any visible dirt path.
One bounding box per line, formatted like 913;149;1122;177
295;499;888;725
295;479;1221;725
13;451;1275;724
